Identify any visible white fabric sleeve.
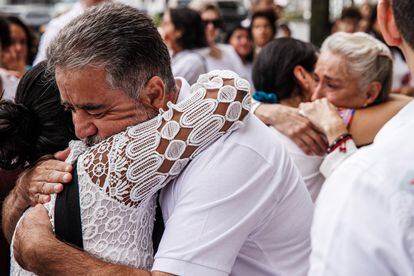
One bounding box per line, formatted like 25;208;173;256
33;27;59;65
319;138;357;178
250;98;261;114
153;143;313;276
309;165;414;276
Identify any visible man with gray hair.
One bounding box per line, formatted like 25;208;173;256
309;0;414;275
4;3;313;276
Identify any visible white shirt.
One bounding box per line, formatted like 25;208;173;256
392;51;414;90
0;69;19;101
153;80;314;276
238;61;254;91
271;128;325;202
309;100;414;276
171;50;206;85
198;44;248;81
33;2;85;65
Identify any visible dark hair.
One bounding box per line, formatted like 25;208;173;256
0;16;11;49
7;16;35;65
251;10;278;37
225;24;254;62
341;6;362;22
48;3;176;98
252;38;318;101
0;62;76;170
169;8;208;50
392;0;414;50
201;3;222;18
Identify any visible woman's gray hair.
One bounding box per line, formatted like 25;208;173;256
321;32;393;105
47;2;176;99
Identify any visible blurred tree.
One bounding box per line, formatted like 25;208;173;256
310;0;330;47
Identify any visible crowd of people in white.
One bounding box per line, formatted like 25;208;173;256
0;0;414;275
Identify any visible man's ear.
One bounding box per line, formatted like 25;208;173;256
139;76;166;110
377;0;402;47
365;81;382;106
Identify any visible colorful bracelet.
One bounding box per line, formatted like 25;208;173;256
327;133;353;154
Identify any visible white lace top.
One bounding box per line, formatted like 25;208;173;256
10;70;251;275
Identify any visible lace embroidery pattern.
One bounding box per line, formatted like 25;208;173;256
80;70;251;208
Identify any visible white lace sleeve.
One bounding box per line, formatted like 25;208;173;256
78;70;251;208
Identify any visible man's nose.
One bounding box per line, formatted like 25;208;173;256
72;112;98;139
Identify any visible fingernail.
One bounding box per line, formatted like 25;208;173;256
63;173;71;182
65;165;72;172
54;185;62;193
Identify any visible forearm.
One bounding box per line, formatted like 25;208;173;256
31;237;152;276
2;186;29;242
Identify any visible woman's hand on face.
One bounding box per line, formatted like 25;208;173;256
299;98;348;144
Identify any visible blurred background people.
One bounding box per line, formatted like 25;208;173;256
226;24;254;85
6;16;35;77
251;10;277;54
331;6;362;34
161;7;208;84
241;0;277;27
187;3;249;81
33;0;107;65
0;16;19;101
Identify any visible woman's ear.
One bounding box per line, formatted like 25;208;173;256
293;65;310;90
139;76;166;110
364;81;382;106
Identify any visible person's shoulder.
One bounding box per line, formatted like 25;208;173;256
47;3;84;29
181;51;205;66
325;122;414;202
220;115;291;166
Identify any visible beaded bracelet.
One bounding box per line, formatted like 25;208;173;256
327;133;353;154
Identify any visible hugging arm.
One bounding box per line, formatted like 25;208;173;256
300;95;412;146
254;103;327;155
2;154;72;242
13;205;172;276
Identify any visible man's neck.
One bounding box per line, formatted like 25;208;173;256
401;41;414;76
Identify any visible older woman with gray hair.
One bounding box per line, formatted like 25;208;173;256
252;33;411;200
299;32;406;177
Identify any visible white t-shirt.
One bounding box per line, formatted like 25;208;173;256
171;50;206;85
309;100;414;276
271;128;325;202
152;80;314;276
238;61;254;91
0;69;19;101
33;2;85;65
198;44;248;81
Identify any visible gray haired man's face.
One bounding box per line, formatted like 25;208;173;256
56;66;151;144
